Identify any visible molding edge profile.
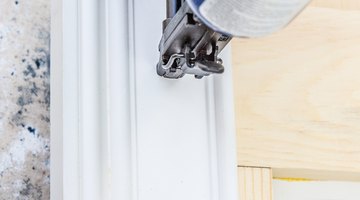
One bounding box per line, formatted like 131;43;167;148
51;0;238;199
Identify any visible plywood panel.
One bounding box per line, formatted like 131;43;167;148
311;0;360;10
238;167;272;200
233;7;360;180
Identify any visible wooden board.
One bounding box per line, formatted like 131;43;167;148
233;6;360;180
238;167;273;200
311;0;360;10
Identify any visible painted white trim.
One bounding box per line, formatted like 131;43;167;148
50;0;63;198
127;1;139;199
51;0;82;199
101;0;133;199
214;47;239;200
51;0;238;199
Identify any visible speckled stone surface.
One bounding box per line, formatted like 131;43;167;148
0;0;50;199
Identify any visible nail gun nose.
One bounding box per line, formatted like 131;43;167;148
195;59;225;74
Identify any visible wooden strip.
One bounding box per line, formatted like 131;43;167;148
238;167;273;200
234;6;360;180
238;168;247;200
253;168;262;200
262;169;273;200
244;168;254;200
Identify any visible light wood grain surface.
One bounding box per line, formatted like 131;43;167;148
311;0;360;10
233;6;360;180
238;167;273;200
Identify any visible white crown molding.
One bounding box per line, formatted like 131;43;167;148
51;0;238;199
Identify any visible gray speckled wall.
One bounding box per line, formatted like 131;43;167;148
0;0;50;199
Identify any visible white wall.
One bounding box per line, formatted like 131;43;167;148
274;180;360;200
